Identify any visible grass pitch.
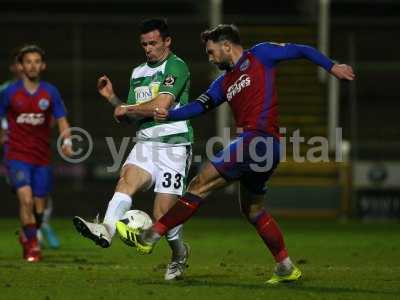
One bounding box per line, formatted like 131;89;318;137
0;218;399;300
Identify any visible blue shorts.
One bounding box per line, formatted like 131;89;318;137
5;159;53;197
211;130;280;195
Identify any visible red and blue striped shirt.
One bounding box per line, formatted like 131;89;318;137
0;80;67;165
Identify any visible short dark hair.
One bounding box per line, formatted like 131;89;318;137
201;24;241;45
17;44;45;63
139;18;171;39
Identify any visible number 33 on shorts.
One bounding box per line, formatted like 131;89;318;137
156;168;188;195
161;172;183;189
123;142;191;196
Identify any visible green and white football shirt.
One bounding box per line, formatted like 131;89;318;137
127;53;193;145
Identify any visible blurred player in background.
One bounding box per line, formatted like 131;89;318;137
73;19;193;280
0;45;73;262
117;24;355;284
0;49;22;143
0;48;61;250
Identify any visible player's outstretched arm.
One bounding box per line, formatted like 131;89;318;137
288;44;355;80
57;117;73;157
154;93;220;122
154;101;205;122
254;42;355;80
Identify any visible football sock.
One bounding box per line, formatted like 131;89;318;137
23;224;37;241
104;192;132;236
43;196;53;225
249;210;288;263
165;224;182;241
34;212;44;229
275;257;294;275
166;225;186;259
152;193;203;236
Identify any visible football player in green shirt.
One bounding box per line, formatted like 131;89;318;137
73;19;193;280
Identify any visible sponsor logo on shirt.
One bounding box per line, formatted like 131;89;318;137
163;75;176;87
38;98;50;111
226;74;251;101
134;82;159;104
16;113;45;125
239;59;250;71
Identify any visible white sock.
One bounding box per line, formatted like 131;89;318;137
166;225;186;259
276;257;294;275
103;192;132;237
166;224;183;241
43;196;53;225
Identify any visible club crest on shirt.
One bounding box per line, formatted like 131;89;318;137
38;98;50;111
163;75;176;87
239;59;250;71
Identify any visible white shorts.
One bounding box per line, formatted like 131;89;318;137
123;141;192;195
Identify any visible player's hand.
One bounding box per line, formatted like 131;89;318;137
154;107;169;122
61;144;74;157
113;105;128;123
330;64;355;81
97;75;115;100
114;105;128;117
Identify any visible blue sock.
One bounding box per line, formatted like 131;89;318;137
23;224;37;241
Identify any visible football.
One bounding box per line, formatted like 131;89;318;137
120;210;153;231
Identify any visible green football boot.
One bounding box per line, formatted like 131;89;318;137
266;265;302;285
116;221;154;254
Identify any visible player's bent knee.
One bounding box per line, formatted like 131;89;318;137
152;205;163;221
186;176;206;197
19;196;34;208
251;208;266;222
186;176;199;191
241;203;265;221
187;163;226;198
117;165;152;196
